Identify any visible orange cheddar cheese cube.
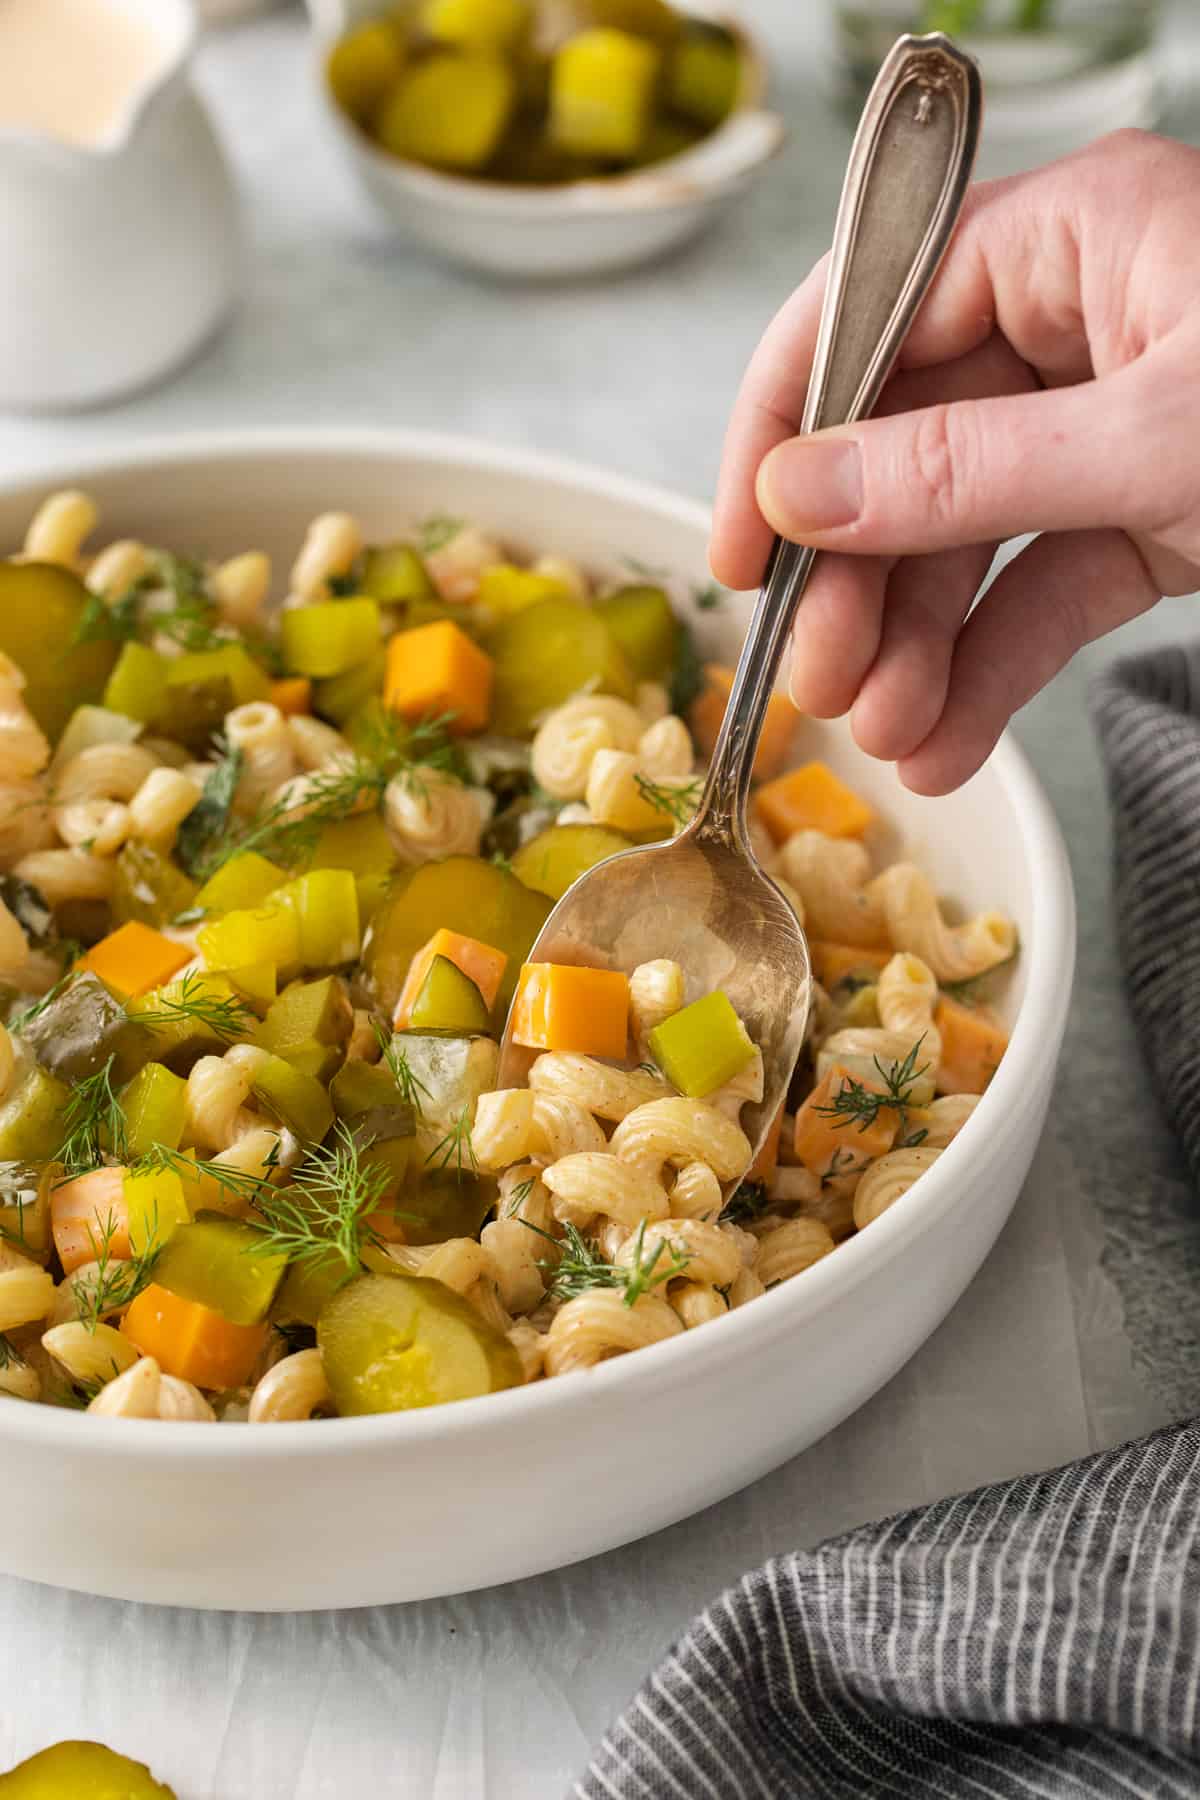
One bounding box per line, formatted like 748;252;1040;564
792;1064;899;1178
934;997;1010;1096
122;1283;268;1390
511;962;629;1059
394;928;509;1027
79;920;192;1000
51;1167;129;1275
269;676;313;716
808;940;890;992
384;618;494;735
755;761;874;846
689;664;796;781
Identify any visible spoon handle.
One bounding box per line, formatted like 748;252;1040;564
694;33;982;845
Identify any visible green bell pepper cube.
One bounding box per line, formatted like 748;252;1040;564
153;1214;288;1326
648;990;754;1098
281;598;380;679
252;1054;335;1144
360;544;434;605
282;869;361;968
120;1063;188;1158
257;976;353;1082
123;1165;191;1257
195;851;288;916
198;901;302;984
102;642;169;724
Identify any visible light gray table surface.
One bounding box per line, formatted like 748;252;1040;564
1;6;1199;1797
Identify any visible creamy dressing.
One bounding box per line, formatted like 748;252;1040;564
0;0;172;147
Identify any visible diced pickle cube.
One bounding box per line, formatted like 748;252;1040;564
258;975;354;1082
550;29;660;159
313;648;388;725
0;1160;53;1261
152;1214;287;1326
19;971;130;1082
509;822;632;900
327;17;406;121
120;1062;188;1158
0;1739;176;1797
310;813;395;880
127;974;245;1073
252;1054;335;1145
111;842;198;930
281;598;381;679
648;990;754;1098
360;543;434;604
330;1059;407;1122
272;1249;354;1329
103;641;169;725
198;902;303;985
375;53;516;172
224;962;278;1011
398;1169;494;1246
166;644;271;708
475;563;572;618
280;869;361;969
0;1065;71;1163
665;21;741;127
318;1272;522;1413
594;585;680;682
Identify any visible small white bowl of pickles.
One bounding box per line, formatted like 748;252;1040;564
307;0;786;276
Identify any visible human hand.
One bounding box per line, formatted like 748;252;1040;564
710;131;1200;794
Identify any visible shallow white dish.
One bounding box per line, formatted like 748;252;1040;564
305;0;786;278
0;429;1074;1612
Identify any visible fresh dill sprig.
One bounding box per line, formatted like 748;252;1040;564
249;1123;392;1275
633;772;702;827
815;1037;930;1137
375;1026;430;1121
822;1145;870;1188
693;582;724;612
419;515;463;554
131;1140;280;1208
526;1218;689;1308
502;1176;536;1219
0;1334;24;1371
174;740;244;877
326;571;360;597
490;852;514;875
720;1179;772;1226
425;1104;478;1184
57;1056;128;1175
78;1206;161;1331
134;970;256;1043
71;585;141;648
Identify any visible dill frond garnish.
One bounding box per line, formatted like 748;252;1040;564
134;970;256;1043
523;1218;689;1308
78;1207;160;1331
425;1105;478;1184
194;713;464;878
720;1179;771;1225
822;1146;869;1188
815;1037;930;1137
131;1141;280;1209
0;1334;24;1371
71;586;141;648
502;1176;536;1218
419;515;463;554
248;1123;391;1276
693;582;724;612
174;739;244;876
326;572;360;597
375;1026;430;1121
57;1056;128;1175
9;967;74;1034
633;773;702;826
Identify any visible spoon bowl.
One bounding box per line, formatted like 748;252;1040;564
500;32;983;1161
497;822;808;1169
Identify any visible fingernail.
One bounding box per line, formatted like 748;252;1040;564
760;437;863;532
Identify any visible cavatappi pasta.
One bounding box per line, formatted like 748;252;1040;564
0;494;1016;1421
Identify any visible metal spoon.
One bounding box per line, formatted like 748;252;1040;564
498;34;983;1173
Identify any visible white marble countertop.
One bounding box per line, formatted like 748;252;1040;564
1;6;1198;1796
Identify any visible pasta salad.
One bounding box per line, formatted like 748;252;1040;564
0;491;1016;1422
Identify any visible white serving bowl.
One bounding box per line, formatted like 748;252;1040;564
0;430;1074;1612
305;0;786;277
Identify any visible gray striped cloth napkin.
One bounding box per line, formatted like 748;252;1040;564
575;642;1200;1800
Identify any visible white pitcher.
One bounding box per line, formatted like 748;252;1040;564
0;0;242;412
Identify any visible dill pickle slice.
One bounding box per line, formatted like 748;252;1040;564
488;598;634;737
407;955;490;1034
594;584;679;682
665;20;741;128
318;1271;521;1413
0;561;118;740
396;1170;494;1245
510;822;632;900
364;856;550;1020
0;1739;176;1798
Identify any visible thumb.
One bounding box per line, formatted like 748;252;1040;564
754;364;1169;557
